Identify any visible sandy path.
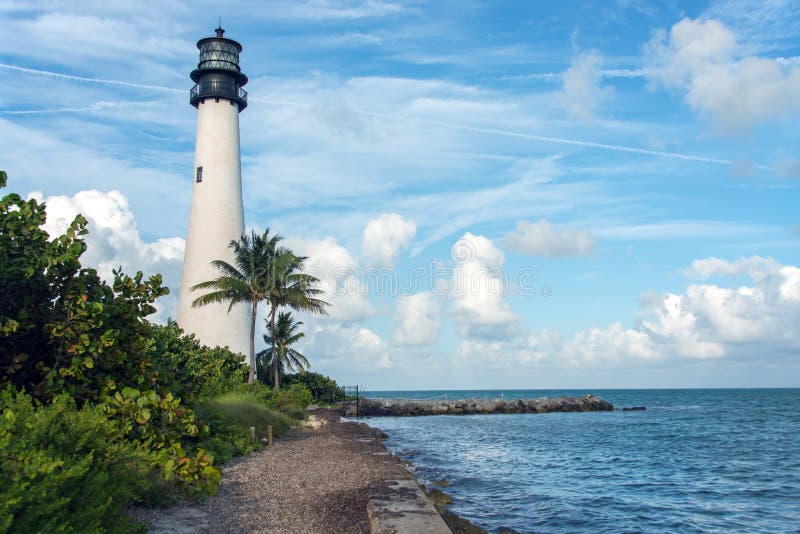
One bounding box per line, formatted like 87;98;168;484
139;410;410;534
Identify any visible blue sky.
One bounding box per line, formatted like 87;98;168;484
1;0;799;389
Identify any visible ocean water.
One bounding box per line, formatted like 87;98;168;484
363;389;800;533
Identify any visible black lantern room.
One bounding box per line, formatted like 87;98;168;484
190;27;248;111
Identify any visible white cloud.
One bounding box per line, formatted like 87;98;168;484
456;339;508;367
284;236;374;322
266;0;412;20
501;219;596;257
505;256;800;367
393;291;442;346
303;323;392;370
449;232;517;333
362;213;416;266
682;255;782;280
560;51;610;120
645;17;800;130
28;189;185;322
525;323;661;367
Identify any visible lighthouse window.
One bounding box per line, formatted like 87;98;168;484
196;166;203;183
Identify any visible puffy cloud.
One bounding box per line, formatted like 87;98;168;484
303;323;392;370
456;339;507;367
285;236;374;322
560;51;610;121
362;213;416;266
525;323;660;366
645;17;800;130
480;256;800;367
449;233;517;333
501;219;596;257
682;255;782;281
393;291;443;346
28;189;184;322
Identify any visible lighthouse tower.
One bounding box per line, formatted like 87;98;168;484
177;26;250;356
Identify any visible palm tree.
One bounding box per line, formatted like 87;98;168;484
256;312;309;389
265;251;329;387
190;229;282;384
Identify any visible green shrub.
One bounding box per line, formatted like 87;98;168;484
230;381;276;405
195;393;294;464
100;387;221;498
274;383;313;411
0;174;169;404
148;320;247;403
0;388;150;533
284;372;345;403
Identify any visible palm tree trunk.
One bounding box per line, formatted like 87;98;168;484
273;355;280;391
248;301;257;384
269;305;279;390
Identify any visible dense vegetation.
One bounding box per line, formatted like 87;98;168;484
282;371;347;404
190;230;328;385
0;172;321;532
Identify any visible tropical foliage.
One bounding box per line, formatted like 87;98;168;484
0;172;315;532
262;250;328;386
257;312;309;390
190;230;281;383
284;371;346;404
191;229;329;389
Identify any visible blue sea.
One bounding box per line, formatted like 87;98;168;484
363;389;800;533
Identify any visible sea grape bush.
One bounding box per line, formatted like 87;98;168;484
0;388;152;533
0;173;224;529
0;171;325;531
0;171;168;403
284;371;345;404
274;383;313;411
148;320;248;404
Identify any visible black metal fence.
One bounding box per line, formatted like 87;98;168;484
342;385;360;417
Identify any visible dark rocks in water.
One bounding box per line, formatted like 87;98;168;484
374;430;389;441
425;488;452;508
432;478;449;487
622;406;646;411
340;394;613;417
441;510;488;534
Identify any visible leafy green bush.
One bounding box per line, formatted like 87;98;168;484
284;372;345;403
0;171;316;531
274;383;313;411
148;320;247;404
0;388;150;533
100;387;221;497
0;175;168;404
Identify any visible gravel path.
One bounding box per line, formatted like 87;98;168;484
139;410;411;534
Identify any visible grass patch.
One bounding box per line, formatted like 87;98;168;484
196;392;298;464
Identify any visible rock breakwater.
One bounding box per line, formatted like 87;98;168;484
341;394;613;417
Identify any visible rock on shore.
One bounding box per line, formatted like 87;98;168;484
341;394;613;417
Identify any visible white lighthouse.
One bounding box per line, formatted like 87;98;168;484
177;26;250;356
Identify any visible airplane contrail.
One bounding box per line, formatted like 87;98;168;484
0;63;183;93
0;100;169;115
1;63;773;170
250;97;773;170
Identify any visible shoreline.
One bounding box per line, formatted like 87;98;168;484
136;408;462;533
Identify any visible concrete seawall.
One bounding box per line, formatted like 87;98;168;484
341;394;613;417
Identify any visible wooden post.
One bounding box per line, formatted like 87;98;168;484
267;425;273;447
249;426;256;443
